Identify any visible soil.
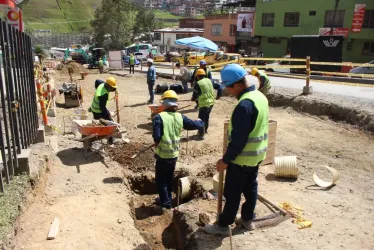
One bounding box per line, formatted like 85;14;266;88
5;70;374;250
59;62;88;74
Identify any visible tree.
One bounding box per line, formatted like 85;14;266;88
91;0;132;50
132;7;157;41
34;45;47;64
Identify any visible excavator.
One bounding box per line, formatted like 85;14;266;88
62;47;107;69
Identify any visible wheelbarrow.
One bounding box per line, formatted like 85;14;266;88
74;119;126;159
148;104;192;119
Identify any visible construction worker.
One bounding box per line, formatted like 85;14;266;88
175;62;191;93
98;57;104;74
191;60;212;109
153;90;204;212
251;68;271;95
90;77;117;121
129;54;135;74
67;64;74;83
147;58;156;104
204;64;269;236
192;69;222;138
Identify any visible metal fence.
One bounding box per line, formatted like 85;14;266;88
0;18;38;192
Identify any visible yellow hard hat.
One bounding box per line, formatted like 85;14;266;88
161;90;178;100
106;77;117;88
196;69;206;76
251;68;259;76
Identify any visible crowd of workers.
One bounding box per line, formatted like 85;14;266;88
90;59;271;236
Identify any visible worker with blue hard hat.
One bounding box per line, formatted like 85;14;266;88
205;64;269;236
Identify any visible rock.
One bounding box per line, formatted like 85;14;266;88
116;190;122;194
199;213;211;226
67;177;71;182
349;233;354;236
117;219;122;224
319;233;323;237
205;192;215;200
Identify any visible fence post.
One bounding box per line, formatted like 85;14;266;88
302;56;313;95
172;62;175;78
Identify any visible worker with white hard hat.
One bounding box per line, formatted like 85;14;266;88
152;90;204;213
147;58;156;104
205;64;269;236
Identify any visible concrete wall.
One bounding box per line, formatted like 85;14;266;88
254;0;374;62
204;14;237;46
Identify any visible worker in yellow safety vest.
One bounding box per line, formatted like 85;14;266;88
152;90;204;213
251;68;271;95
98;57;104;74
90;77;117;121
191;69;222;139
205;64;269;236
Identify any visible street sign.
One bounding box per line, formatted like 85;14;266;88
319;28;349;38
351;4;365;33
5;7;23;31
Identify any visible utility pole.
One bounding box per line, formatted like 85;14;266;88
330;0;341;35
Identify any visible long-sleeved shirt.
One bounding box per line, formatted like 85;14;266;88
179;66;190;82
223;85;259;165
192;78;222;101
258;75;266;89
147;66;156;84
153;111;204;161
98;93;110;116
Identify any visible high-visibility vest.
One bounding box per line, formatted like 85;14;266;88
155;112;183;159
228;90;269;167
197;78;215;108
258;71;271;91
98;59;104;67
129;56;135;65
90;83;108;114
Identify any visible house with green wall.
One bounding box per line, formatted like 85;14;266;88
254;0;374;63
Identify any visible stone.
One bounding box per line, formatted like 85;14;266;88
199;213;211;226
117;219;122;224
302;86;313;95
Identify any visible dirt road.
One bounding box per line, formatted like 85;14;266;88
11;70;374;250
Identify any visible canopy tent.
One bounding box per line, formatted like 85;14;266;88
175;36;218;52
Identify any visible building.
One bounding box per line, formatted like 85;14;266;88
204;13;255;53
153;28;204;53
254;0;374;63
179;18;204;29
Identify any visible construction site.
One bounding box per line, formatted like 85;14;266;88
0;57;373;250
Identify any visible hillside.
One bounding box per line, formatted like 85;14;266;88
21;1;185;33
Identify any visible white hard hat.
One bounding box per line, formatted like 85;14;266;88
147;58;154;63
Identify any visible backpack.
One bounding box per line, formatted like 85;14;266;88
169;84;184;94
155;84;169;94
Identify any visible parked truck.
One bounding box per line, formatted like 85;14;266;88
290;35;344;74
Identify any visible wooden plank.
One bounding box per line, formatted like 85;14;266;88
47;217;60;240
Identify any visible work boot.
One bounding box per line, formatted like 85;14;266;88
204;223;230;236
235;215;255;231
147;100;154;104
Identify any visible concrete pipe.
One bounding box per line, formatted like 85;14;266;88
274;156;299;179
178;177;191;200
313;166;340;188
213;171;226;193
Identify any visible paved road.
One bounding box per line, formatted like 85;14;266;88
115;66;374;100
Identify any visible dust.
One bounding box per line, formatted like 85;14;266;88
197;163;216;178
107;142;155;172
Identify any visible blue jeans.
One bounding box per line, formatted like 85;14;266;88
198;105;213;133
218;163;259;227
148;82;154;102
182;81;188;93
155;157;177;209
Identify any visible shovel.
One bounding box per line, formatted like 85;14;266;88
130;143;155;159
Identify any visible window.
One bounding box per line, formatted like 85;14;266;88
262;13;275;27
230;24;237;36
284;12;300;27
309;11;316;16
268;37;281;44
363;42;374;56
211;24;222;36
363;10;374;28
154;32;161;40
176;34;190;39
324;10;345;27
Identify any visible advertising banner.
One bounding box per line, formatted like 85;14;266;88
237;13;254;32
319;27;349;38
351;4;365;33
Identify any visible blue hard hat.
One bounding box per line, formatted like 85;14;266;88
199;60;207;65
221;64;247;87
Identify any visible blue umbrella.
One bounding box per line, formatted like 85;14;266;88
175;36;218;52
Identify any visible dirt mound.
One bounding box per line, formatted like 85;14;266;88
197;163;216;178
59;62;88;74
108;142;155;172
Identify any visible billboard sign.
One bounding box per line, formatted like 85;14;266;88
237;13;254;32
319;27;349;38
5;7;23;31
351;4;365;33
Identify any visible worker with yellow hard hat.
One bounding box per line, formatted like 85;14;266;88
90;76;117;121
191;68;222;139
251;67;271;95
152;90;204;213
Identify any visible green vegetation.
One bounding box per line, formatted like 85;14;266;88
0;175;30;243
154;10;182;20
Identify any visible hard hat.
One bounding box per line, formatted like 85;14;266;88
251;68;259;76
147;58;154;63
161;90;178;100
221;64;247;87
199;60;207;65
196;69;206;76
106;77;117;88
